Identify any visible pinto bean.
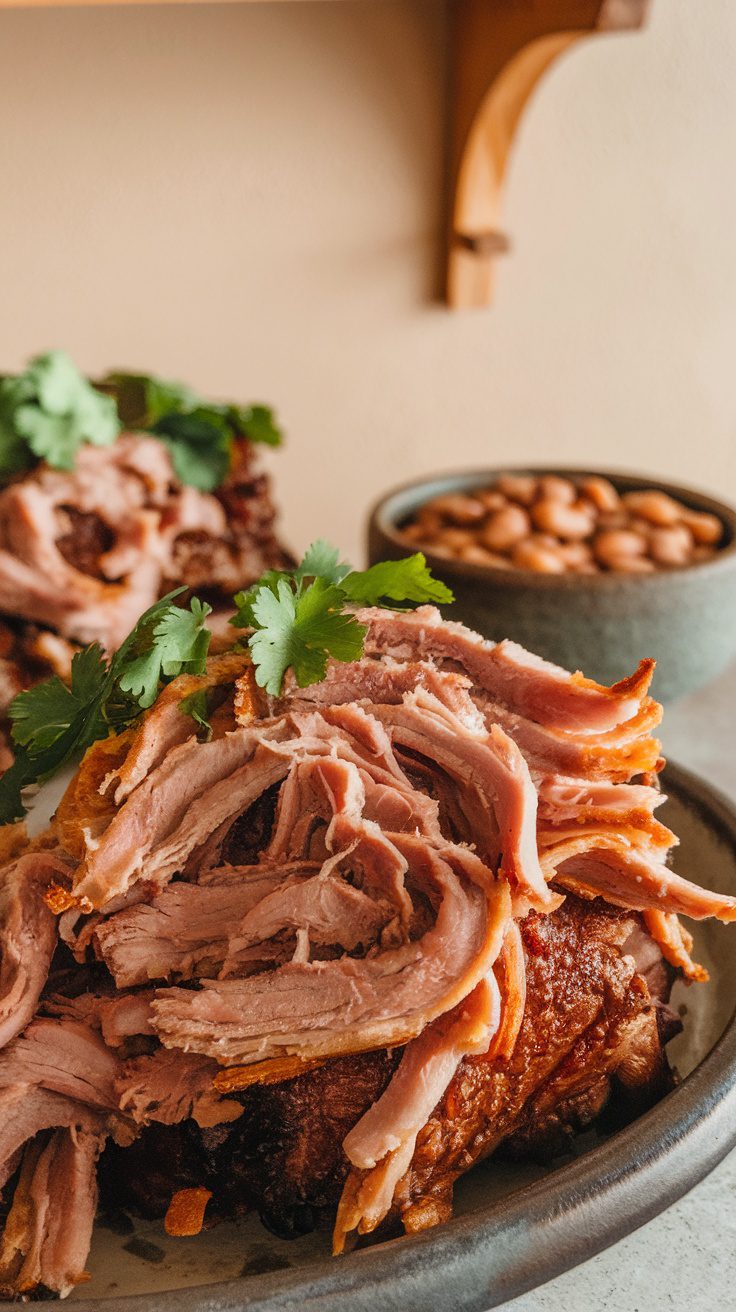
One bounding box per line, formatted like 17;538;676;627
648;524;694;566
531;499;595;541
681;509;723;545
426;493;487;525
401;475;725;575
431;526;477;552
512;540;565;573
622;490;681;526
557;541;594;568
459;543;512;568
414;508;444;535
481;505;531;552
496;474;538;506
627;516;655;539
537;475;576;505
579;476;620;512
593;529;648;568
401;522;429;542
596;510;630;531
603;554;656;573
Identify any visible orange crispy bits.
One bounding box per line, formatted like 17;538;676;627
53;730;135;861
44;884;82;915
164;1187;213;1237
213;1055;328;1093
234;661;267;725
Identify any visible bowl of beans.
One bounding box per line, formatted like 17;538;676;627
367;468;736;701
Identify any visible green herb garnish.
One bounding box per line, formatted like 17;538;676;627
0;591;212;823
0;353;282;491
232;540;454;696
0;352;120;475
0;543;452;823
108;371;282;492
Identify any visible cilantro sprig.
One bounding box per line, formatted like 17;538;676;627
108;372;282;492
0;542;452;823
232;540;454;696
0;352;282;491
0;352;120;474
0;591;212;824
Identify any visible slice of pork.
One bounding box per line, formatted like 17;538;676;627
151;839;511;1068
334;971;501;1250
358;607;654;734
115;1047;243;1129
0;851;66;1051
0;1126;105;1299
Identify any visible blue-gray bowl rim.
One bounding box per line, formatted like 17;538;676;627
45;763;736;1312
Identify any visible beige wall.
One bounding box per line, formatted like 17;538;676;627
0;0;734;563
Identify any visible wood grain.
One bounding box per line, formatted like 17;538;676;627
447;0;651;309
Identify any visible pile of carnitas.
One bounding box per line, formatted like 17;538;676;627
0;606;733;1298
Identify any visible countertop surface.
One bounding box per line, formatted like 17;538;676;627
505;661;736;1312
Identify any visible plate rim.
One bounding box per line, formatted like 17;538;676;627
18;762;736;1312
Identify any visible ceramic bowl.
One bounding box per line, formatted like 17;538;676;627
367;467;736;701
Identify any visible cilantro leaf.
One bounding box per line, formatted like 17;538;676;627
231;404;282;447
0;754;36;826
231;571;292;630
118;598;212;707
152;411;232;492
0;377;36;475
240;542;452;695
11;352;120;470
107;372;283;490
69;644;109;706
154;598;213;676
340;553;454;607
249;578;365;695
179;689;212;737
296;540;352;586
8;677;83;755
9;644;106;755
0;589;213;823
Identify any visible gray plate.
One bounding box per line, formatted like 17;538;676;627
17;763;736;1311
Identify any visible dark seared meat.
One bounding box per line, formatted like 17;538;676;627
394;894;675;1232
55;507;115;580
166;449;292;599
220;783;281;867
98;1051;399;1236
230;1051;400;1237
97;896;675;1240
98;1120;232;1221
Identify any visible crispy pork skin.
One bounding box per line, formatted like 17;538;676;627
105;895;676;1245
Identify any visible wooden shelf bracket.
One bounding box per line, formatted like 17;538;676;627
447;0;650;309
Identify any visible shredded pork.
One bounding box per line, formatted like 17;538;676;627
0;606;731;1296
